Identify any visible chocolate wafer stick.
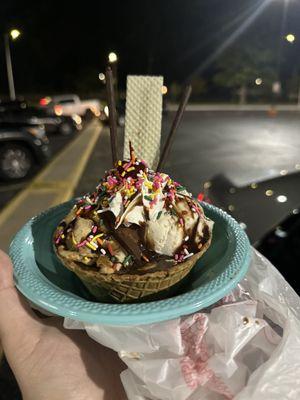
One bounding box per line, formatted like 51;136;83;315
105;66;118;165
157;85;192;171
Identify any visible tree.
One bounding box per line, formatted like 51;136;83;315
213;45;277;104
286;69;300;102
169;78;207;102
169;82;182;102
190;77;207;101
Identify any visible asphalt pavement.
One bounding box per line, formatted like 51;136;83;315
161;110;300;195
76;111;300;198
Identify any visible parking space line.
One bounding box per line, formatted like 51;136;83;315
52;127;101;204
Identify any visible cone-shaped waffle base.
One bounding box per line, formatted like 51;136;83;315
55;238;212;303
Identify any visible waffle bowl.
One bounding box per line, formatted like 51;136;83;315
54;235;212;303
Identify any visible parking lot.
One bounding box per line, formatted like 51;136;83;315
2;109;300;212
161;110;300;192
0;131;77;210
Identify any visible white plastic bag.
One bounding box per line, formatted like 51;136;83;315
64;249;300;399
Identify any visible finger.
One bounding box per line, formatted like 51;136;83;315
0;250;14;291
0;250;43;351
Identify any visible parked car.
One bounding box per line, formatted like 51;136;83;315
207;171;300;294
0;121;50;180
39;94;101;119
0;98;27;112
0;100;82;136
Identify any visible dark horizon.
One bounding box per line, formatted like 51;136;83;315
1;0;300;97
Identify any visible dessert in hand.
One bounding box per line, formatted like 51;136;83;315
54;145;214;302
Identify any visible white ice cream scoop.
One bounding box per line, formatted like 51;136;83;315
144;212;184;256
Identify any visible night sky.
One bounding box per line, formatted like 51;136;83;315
1;0;300;96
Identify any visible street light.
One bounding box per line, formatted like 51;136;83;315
255;78;262;86
108;52;118;63
4;28;21;100
10;29;21;40
285;33;295;43
107;52;119;101
98;72;105;81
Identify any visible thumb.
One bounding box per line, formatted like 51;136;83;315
0;250;43;352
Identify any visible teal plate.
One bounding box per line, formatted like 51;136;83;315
9;200;251;326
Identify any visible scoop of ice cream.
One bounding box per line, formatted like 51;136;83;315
144;212;184;256
143;196;211;257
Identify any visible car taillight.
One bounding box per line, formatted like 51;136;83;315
39;97;51;106
54;105;63;116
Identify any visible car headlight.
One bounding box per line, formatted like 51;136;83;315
90;106;99;116
72;114;82;125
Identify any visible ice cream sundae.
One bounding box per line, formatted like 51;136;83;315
54;144;214;302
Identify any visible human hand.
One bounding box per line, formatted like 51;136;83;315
0;250;127;400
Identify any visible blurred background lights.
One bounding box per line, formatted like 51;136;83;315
285;33;295;43
255;77;262;85
203;181;212;189
275;227;287;238
161;85;168;95
276;195;287;203
10;29;21;40
280;169;288;175
98;73;105;81
265;189;274;196
108;52;118;63
72;115;82;125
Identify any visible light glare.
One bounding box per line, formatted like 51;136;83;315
276;195;287;203
285;33;295;43
161;85;168;95
10;29;21;40
108;52;118;63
